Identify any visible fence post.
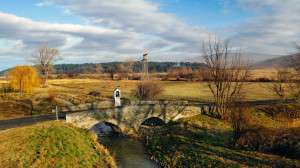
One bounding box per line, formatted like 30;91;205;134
56;106;58;121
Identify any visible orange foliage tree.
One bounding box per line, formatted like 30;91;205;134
9;65;40;93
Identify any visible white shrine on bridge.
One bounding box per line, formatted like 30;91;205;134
114;88;121;106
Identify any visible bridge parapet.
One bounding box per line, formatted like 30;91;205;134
53;100;188;113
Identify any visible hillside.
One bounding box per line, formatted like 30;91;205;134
254;54;298;68
145;109;300;167
0;68;9;77
0;121;117;167
182;53;282;63
0;62;207;76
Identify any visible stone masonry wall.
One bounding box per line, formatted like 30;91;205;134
53;100;188;113
66;104;201;135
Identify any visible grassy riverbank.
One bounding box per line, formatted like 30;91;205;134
144;110;300;167
0;121;117;168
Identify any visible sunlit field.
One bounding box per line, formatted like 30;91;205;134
0;76;288;104
37;78;286;103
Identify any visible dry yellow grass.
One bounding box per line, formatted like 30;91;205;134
35;79;287;103
251;67;295;79
0;68;294;105
288;118;300;128
251;68;276;79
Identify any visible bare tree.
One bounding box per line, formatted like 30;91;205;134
28;45;62;85
124;60;134;80
263;68;289;114
107;66;116;80
116;64;126;80
290;42;300;73
201;38;252;120
95;63;103;79
287;42;300;103
262;42;300;117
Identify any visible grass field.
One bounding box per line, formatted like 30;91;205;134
0;71;294;116
144;113;300;167
42;78;286;102
0;121;117;168
1;70;299;167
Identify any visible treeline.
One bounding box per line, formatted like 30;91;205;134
53;62;207;74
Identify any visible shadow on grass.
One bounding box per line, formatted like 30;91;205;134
145;117;300;168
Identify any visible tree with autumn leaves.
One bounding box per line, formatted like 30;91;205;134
9;65;40;93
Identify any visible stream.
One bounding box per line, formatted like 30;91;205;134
98;137;160;168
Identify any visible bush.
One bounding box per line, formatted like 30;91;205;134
130;74;141;80
257;78;271;82
0;84;14;93
56;73;68;79
257;103;300;119
88;91;101;97
48;91;57;103
235;126;300;159
132;80;164;99
230;103;253;140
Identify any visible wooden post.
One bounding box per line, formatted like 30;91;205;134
56;106;58;121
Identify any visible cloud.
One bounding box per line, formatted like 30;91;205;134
35;2;45;7
44;0;300;57
1;0;300;69
44;0;209;43
0;11;185;68
230;0;300;54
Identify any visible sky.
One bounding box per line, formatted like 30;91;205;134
0;0;300;70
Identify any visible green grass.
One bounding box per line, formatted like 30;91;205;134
0;121;117;168
145;114;300;168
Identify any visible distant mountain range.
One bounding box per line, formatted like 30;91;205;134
254;54;299;68
181;53;300;68
181;53;284;64
1;54;297;76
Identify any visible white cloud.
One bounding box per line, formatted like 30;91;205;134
35;2;45;7
230;0;300;54
1;0;300;69
44;0;209;43
0;11;185;68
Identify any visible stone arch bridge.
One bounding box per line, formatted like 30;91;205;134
66;101;204;134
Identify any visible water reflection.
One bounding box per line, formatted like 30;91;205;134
98;137;159;168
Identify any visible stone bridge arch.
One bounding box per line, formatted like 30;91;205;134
66;104;202;135
141;117;166;127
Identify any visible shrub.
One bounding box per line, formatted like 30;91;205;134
257;78;271;82
130;74;141;80
67;71;75;78
230;103;253;140
132;80;164;99
88;91;101;97
48;91;57;103
56;73;68;79
235;125;300;159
